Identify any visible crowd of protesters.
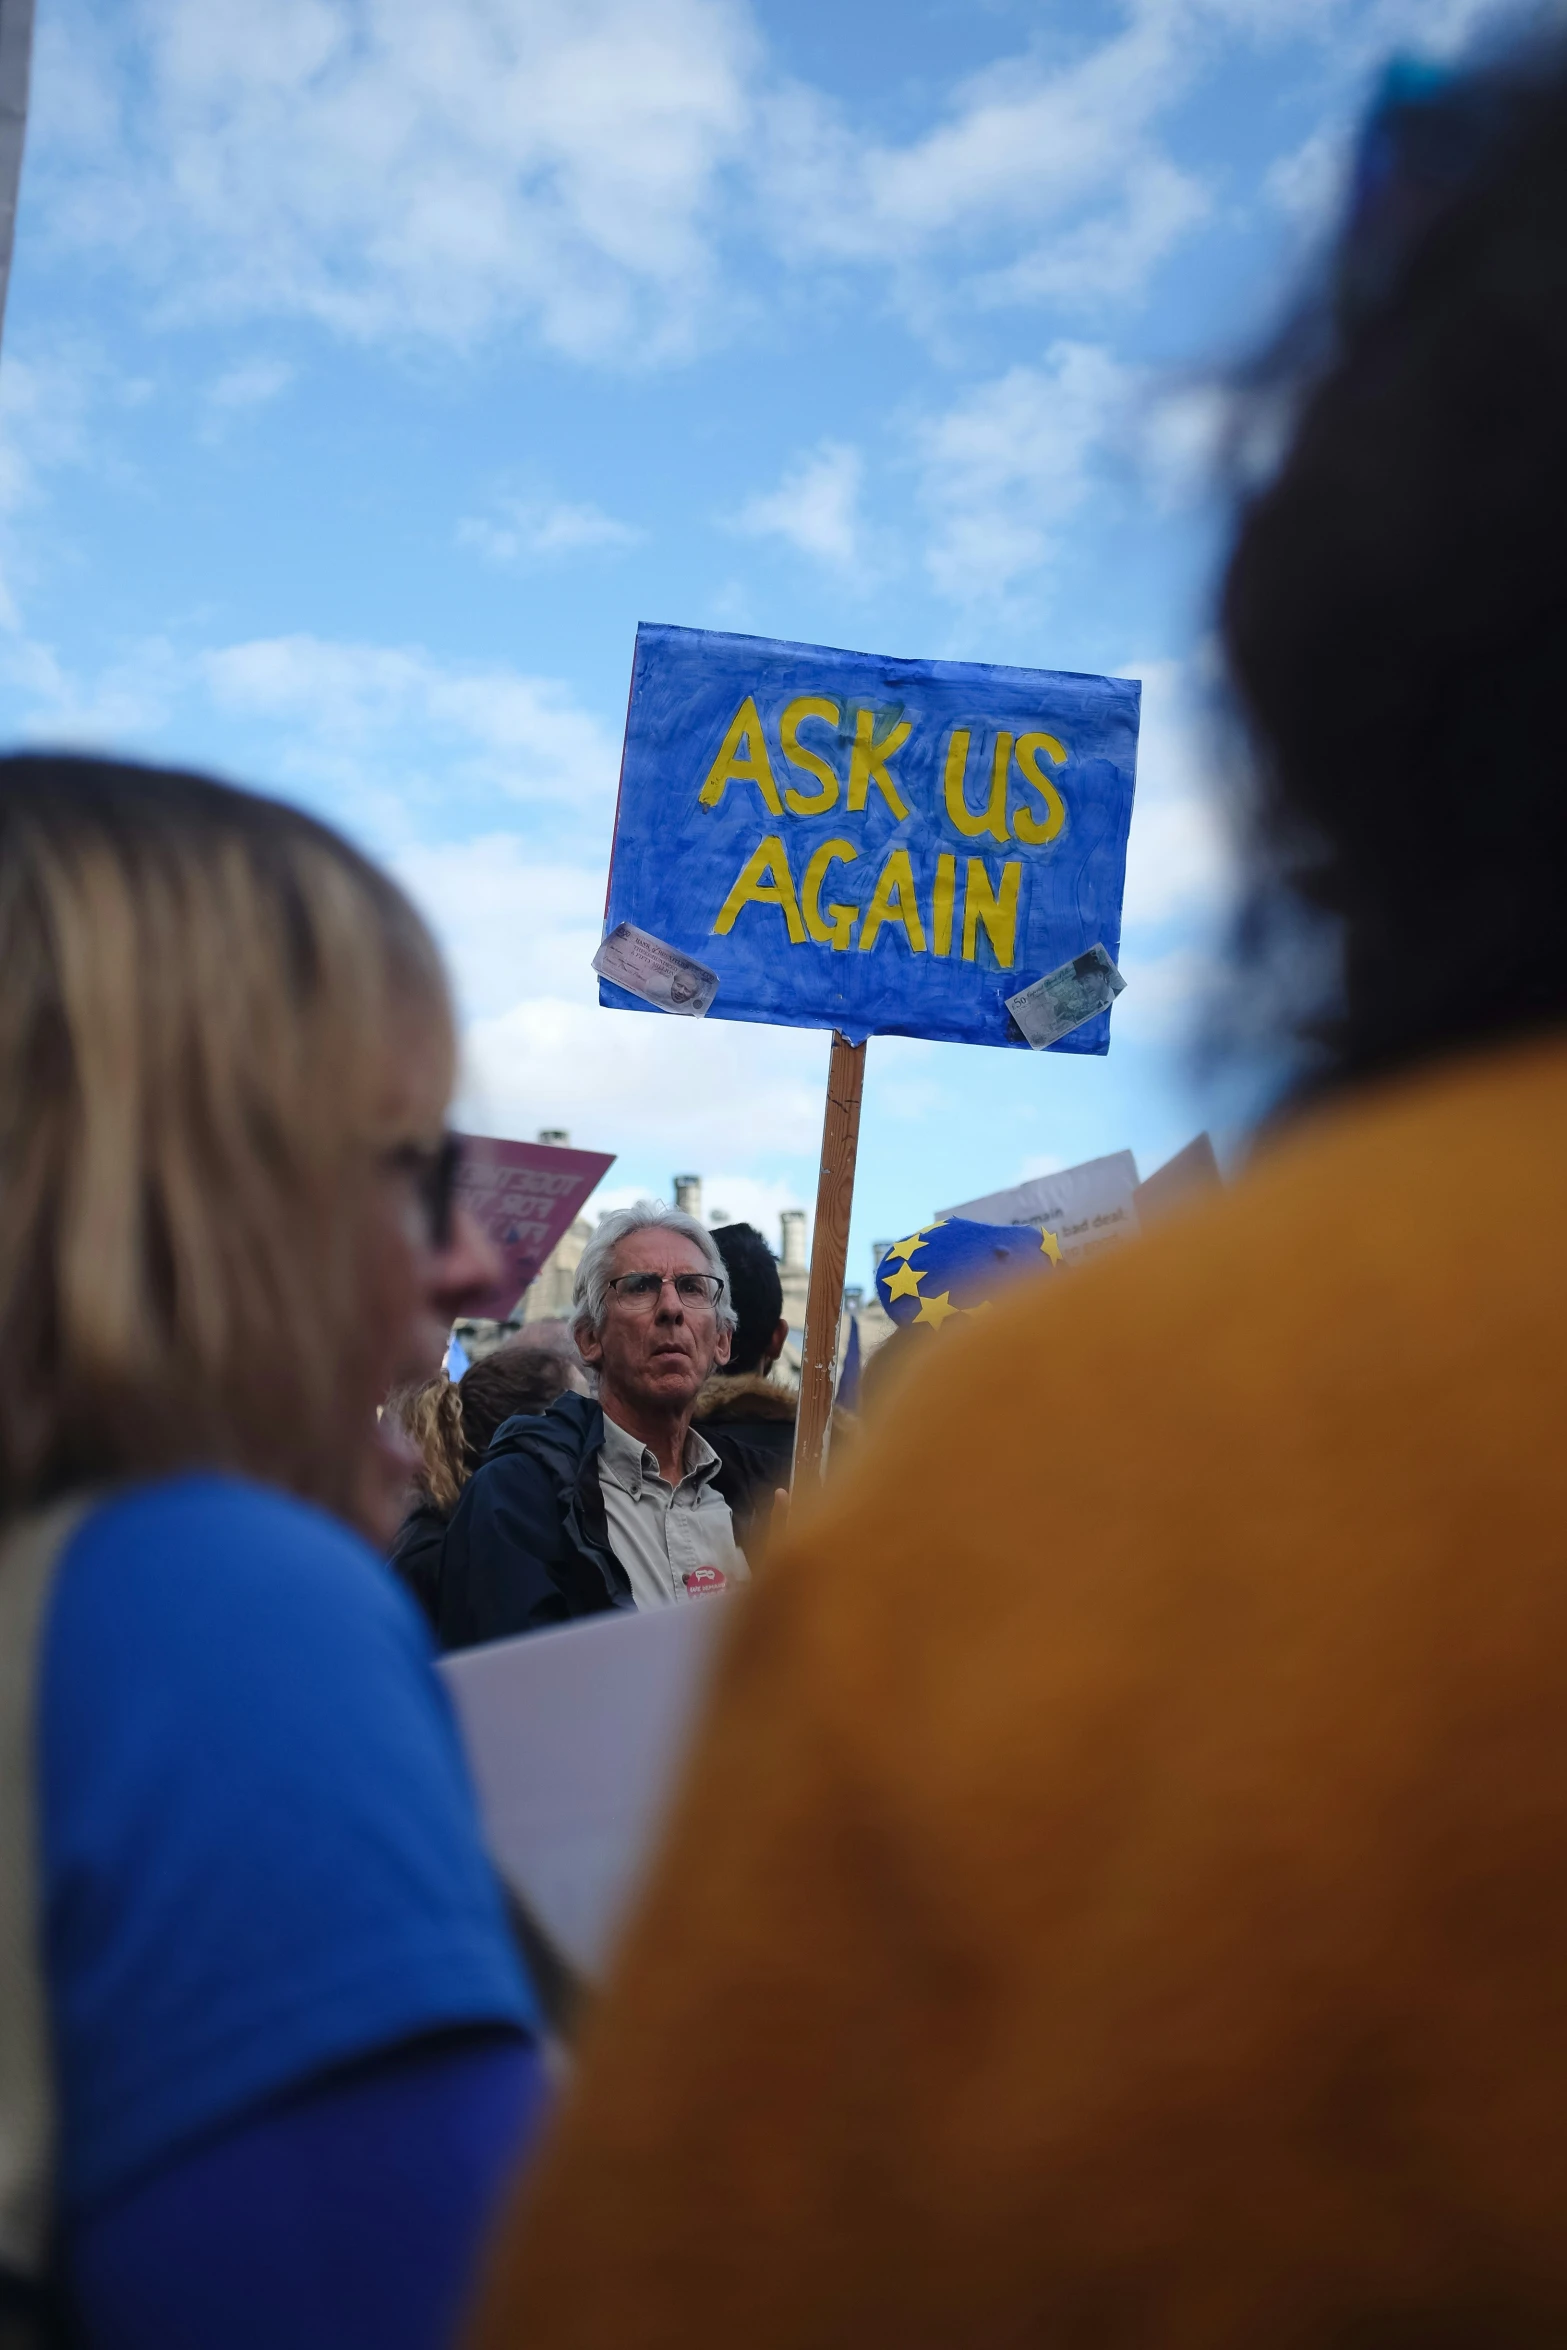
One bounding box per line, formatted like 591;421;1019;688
470;44;1567;2348
397;1212;824;1648
433;1203;752;1648
384;1323;589;1625
3;27;1567;2350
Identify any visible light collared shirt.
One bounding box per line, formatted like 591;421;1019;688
596;1412;750;1610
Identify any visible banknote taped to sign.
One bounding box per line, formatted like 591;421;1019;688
1006;943;1125;1050
599;624;1140;1051
591;922;718;1017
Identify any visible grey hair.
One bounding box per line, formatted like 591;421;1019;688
572;1200;738;1341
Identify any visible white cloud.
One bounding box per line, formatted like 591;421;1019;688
0;621;619;829
0;355;90;515
457;993;828;1170
755;0;1506;330
0;342;145;520
1110;939;1223;1048
1118;656;1235;929
198;355;297;445
1109;652;1237;1061
916;342;1135;603
0;630;184;740
1145;0;1512;49
872;1070;948;1124
915;346;1247;601
979;155;1212;310
207;356;296;412
28;0;1497;371
388;831;606;1020
806;0;1525;307
762;3;1183;265
457;495;641;565
731;441;865;569
1138;376;1233;508
32;0;759;360
695;1174;810;1248
1265;123;1349;227
751;0;1257;327
200;634;618;813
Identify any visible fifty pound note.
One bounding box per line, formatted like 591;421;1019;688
1006;944;1125;1050
593;922;719;1018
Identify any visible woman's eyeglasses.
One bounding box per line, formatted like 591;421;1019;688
606;1271;724;1313
381;1132;464;1250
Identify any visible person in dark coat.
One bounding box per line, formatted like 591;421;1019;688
386;1337;585;1625
437;1203;748;1650
435;1389;625;1646
693;1222;796;1550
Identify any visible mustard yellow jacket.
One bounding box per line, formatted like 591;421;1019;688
471;1037;1567;2349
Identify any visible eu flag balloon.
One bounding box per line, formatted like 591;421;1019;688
875;1216;1063;1332
600;624;1140;1052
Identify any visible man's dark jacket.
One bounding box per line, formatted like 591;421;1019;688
692;1372;796;1551
436;1392;632;1652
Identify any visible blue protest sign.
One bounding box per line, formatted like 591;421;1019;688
599;623;1139;1051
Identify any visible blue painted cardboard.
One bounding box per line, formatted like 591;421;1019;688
600;623;1140;1051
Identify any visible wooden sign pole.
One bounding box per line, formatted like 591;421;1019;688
791;1029;866;1486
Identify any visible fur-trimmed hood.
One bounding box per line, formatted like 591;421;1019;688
694;1371;797;1424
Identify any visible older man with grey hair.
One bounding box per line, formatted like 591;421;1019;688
435;1202;751;1650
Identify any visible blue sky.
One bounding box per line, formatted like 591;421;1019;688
0;0;1508;1279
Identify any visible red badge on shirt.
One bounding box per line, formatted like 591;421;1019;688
683;1566;727;1597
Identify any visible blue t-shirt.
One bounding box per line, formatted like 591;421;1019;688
37;1473;537;2214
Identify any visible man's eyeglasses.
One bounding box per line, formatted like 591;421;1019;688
606;1271;724;1313
381;1132;464;1250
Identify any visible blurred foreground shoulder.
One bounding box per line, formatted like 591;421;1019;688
467;1036;1567;2350
40;1470;533;2215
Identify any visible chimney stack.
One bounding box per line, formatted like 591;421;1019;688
673;1174;703;1219
780;1209;807;1270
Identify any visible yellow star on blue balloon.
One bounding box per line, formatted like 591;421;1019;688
884;1223;942;1265
914;1290;959;1331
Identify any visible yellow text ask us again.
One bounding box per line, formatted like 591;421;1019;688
698;695;1070;971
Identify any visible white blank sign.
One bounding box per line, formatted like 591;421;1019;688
439;1597;732;1980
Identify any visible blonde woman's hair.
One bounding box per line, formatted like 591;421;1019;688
384;1374;467;1517
384;1344;583;1522
0;752;452;1523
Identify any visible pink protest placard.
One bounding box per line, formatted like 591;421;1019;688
456;1135;615;1320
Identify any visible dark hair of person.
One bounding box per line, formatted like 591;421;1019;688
456;1344;575;1462
1220;39;1567;1100
385;1342;578;1518
707;1224;784;1376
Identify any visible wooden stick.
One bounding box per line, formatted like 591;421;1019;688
791;1030;866;1487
